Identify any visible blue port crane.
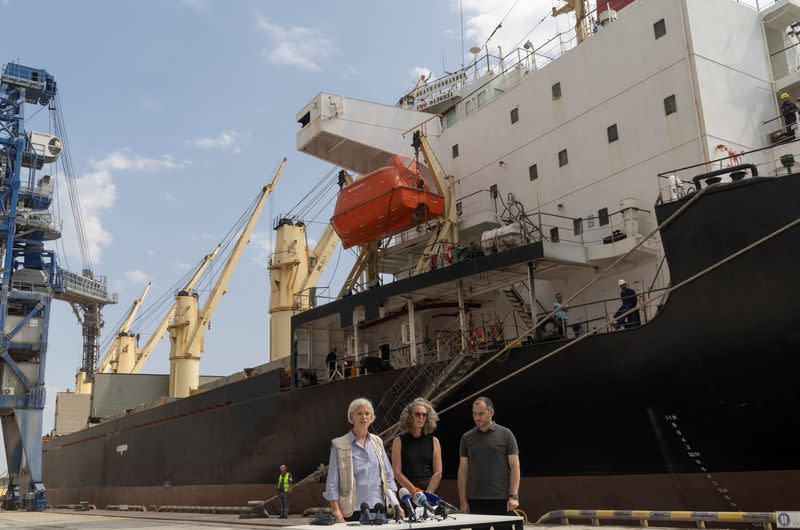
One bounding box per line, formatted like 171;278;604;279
0;62;116;511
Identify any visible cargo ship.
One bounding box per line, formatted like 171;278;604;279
39;0;800;516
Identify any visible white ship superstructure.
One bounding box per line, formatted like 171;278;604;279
295;0;800;347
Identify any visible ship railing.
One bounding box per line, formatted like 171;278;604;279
531;208;652;248
526;286;667;341
54;268;118;304
537;509;778;530
294;286;334;310
655;137;800;204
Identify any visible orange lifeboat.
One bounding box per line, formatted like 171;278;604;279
331;155;445;248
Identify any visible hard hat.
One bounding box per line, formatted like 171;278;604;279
781;92;791;100
618;279;626;286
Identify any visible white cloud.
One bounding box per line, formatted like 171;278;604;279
256;15;332;72
161;191;176;202
125;269;150;283
145;249;155;257
91;149;190;172
250;231;274;267
458;0;561;65
57;168;116;263
181;0;210;12
410;66;434;83
176;262;192;271
187;130;240;153
56;149;188;265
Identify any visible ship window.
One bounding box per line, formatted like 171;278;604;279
456;201;463;216
558;149;569;167
510;107;519;124
550;227;560;243
598;207;610;226
466;98;475;115
552;82;562;100
573;217;583;236
529;164;538;181
654;18;667;39
607;123;619;143
445;109;457;129
477;90;487;107
452;144;459;158
664;94;677;115
298;111;311;128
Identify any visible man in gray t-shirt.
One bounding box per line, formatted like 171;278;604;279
458;396;520;527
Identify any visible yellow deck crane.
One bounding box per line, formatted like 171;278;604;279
268;171;352;361
130;246;220;375
83;246;221;390
167;159;285;397
77;281;152;393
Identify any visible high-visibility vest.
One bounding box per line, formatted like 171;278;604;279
278;472;292;492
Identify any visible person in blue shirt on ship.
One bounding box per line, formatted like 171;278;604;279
613;279;640;329
324;398;402;523
553;292;567;338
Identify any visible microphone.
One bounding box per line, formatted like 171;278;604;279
397;487;417;522
359;502;372;524
372;503;387;525
412;489;433;519
423;491;460;513
386;490;402;523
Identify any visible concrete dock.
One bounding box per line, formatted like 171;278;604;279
0;510;313;528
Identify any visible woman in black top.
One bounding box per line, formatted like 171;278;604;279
391;398;442;493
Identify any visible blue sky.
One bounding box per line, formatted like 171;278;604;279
2;0;569;442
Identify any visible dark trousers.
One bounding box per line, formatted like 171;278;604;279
278;491;290;517
468;498;514;530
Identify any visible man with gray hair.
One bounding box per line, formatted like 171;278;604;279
457;396;520;529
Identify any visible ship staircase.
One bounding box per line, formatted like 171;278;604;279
371;332;501;441
0;62;115;511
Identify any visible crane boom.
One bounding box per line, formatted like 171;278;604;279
185;159;285;360
95;282;151;374
130;245;220;374
413;130;459;274
301;224;339;293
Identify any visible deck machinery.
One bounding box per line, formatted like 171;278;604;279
0;63;115;510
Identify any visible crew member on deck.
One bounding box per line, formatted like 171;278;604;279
781;92;799;136
613;279;640;329
323;398;402;523
391;398;442;493
553;292;567;338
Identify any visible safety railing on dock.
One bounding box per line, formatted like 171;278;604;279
537;509;778;530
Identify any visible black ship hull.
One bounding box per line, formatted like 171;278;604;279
43;173;800;515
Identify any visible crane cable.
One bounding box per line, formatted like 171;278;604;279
51;94;93;273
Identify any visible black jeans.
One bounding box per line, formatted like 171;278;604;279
468;498;514;530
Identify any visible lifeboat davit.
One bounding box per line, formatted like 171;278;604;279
331;155;445;248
